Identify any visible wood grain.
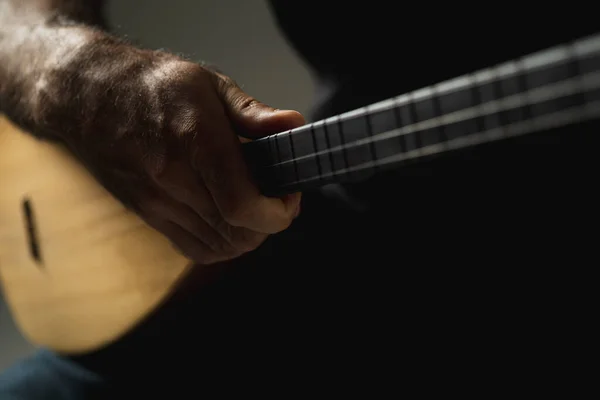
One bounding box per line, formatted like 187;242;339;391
0;115;191;354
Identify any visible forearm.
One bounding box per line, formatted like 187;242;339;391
0;0;128;140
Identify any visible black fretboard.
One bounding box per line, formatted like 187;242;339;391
243;33;600;196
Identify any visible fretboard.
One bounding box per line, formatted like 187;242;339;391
243;33;600;196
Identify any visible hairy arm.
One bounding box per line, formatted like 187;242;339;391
0;0;142;140
0;0;103;134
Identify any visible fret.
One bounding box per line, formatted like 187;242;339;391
396;95;420;152
332;116;351;179
275;131;292;162
269;135;281;187
364;110;379;172
469;74;486;134
490;68;511;131
476;71;503;132
288;129;300;183
312;121;334;178
567;45;586;113
413;88;445;148
368;104;402;160
290;125;320;182
339;110;375;181
437;76;482;143
431;87;448;145
392;97;407;157
274;132;297;190
517;61;533;124
499;62;528;124
406;93;422;150
309;124;323;181
317;117;345;177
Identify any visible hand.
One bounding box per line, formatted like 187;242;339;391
43;47;304;264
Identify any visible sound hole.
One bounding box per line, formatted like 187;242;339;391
22;198;43;265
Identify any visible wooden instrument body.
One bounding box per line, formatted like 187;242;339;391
0;116;191;354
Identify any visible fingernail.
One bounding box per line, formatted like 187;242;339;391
275;109;300;115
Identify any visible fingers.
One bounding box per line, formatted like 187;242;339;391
142;192;235;255
145;67;305;239
195;136;300;233
212;72;305;137
147;159;270;251
190;110;301;234
168;202;269;255
184;74;305;233
154;220;227;265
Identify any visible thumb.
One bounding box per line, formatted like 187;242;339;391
213;73;305;138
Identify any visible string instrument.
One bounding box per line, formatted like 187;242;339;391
1;33;599;354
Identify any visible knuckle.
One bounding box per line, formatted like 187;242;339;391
211;237;238;256
144;150;169;183
234;232;266;253
230;238;255;253
209;220;255;253
190;221;238;256
222;201;254;227
227;226;265;252
230;93;258;111
170;104;203;138
214;72;237;89
211;215;233;237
